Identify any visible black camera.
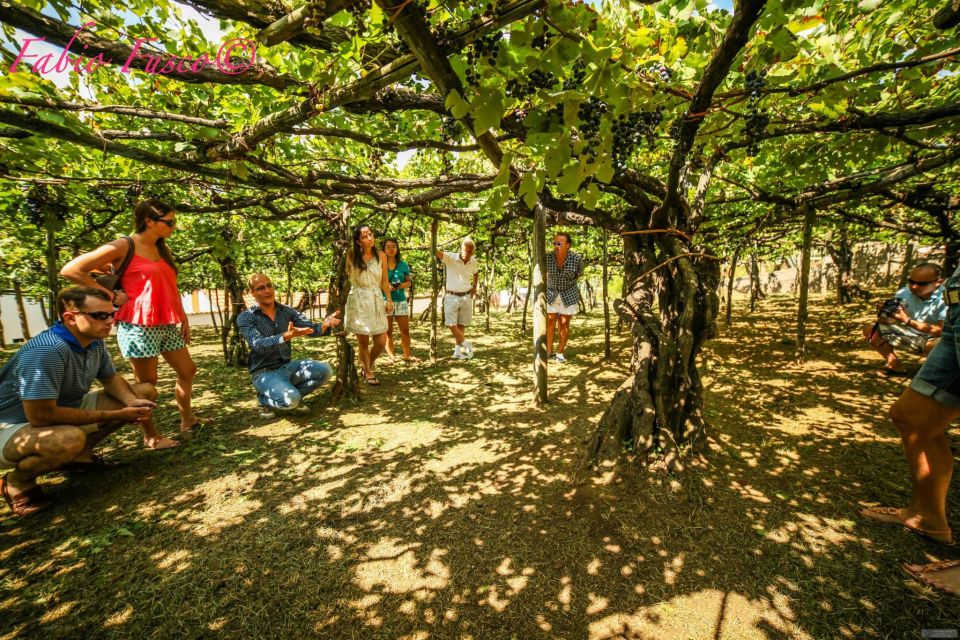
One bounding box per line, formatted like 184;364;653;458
877;297;903;320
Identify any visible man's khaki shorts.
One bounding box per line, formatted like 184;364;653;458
0;391;101;468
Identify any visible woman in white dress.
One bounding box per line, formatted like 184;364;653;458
344;225;393;385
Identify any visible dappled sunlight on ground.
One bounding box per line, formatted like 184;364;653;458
1;295;959;638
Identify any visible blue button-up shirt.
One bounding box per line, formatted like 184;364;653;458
236;303;330;374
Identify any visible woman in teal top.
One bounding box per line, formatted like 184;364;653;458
382;238;417;361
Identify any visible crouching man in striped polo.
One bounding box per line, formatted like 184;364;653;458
0;287;158;516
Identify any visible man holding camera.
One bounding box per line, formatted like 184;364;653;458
861;262;947;376
0;287;158;516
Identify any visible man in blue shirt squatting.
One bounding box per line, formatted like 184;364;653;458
0;287;159;517
860;262;947;376
236;273;342;420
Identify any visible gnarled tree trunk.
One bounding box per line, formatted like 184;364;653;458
328;204;360;403
586;211;720;472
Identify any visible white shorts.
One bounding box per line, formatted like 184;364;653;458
547;294;578;316
0;391;101;468
444;293;473;327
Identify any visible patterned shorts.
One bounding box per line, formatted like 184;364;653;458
387;300;410;317
117;322;186;358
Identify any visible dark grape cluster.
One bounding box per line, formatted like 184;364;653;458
23;183;68;229
125;182;142;206
577;96;608;154
648;63;672;82
347;0;369;24
464;32;503;85
611;108;664;170
441;116;460;141
531;32;551;50
467;32;502;65
562;62;586;91
742;68;768;156
434;22;455;50
505;70;557;98
303;0;330;34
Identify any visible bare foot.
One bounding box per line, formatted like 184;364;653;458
180;417;203;433
144;435;179;450
903;560;960;596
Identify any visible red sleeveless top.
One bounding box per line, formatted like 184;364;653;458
114;255;184;325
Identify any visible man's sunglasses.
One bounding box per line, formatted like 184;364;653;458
553;241;565;246
253;283;276;292
71;310;116;321
908;279;937;286
154;217;176;227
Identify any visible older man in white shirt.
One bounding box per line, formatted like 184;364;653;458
435;239;480;359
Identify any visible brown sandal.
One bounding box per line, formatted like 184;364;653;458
859;506;955;545
902;559;960;596
1;474;53;517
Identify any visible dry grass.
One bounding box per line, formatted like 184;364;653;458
1;294;959;638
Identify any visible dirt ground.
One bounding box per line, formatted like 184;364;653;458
1;294;959;639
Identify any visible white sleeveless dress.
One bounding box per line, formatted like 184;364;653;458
344;257;388;336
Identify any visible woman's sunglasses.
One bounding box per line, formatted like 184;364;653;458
154;217;176;227
908;279;937;286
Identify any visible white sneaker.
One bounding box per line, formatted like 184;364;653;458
259;409;276;420
463;341;474;359
555;353;567;363
453;345;464;359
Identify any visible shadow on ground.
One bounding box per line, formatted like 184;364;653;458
1;294;958;638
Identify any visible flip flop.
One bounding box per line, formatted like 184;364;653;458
880;368;910;377
180;418;207;434
365;376;381;386
902;559;960;596
144;436;180;450
58;453;128;473
1;474;53;517
859;506;955;545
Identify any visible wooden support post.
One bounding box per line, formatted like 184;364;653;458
796;206;814;363
430;218;439;363
602;228;611;359
725;246;740;327
532;204;548;406
45;216;57;327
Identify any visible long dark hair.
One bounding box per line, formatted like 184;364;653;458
133;198;178;272
349;225;377;272
381;237;402;265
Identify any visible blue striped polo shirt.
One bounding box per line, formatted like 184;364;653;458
0;323;116;424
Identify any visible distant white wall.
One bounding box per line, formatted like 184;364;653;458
0;293;49;343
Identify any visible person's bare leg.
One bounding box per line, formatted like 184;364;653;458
3;426;86;497
129;357;172;446
88;382;172;454
385;316;396;359
546;313;557;354
161;348;199;432
369;333;387;371
396;315;414;360
357;334;372;378
449;324;465;345
557;314;572;354
861;322;901;371
888;388;960;534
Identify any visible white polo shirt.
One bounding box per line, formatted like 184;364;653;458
441;252;479;293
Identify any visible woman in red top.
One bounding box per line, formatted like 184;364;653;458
61;199;199;448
